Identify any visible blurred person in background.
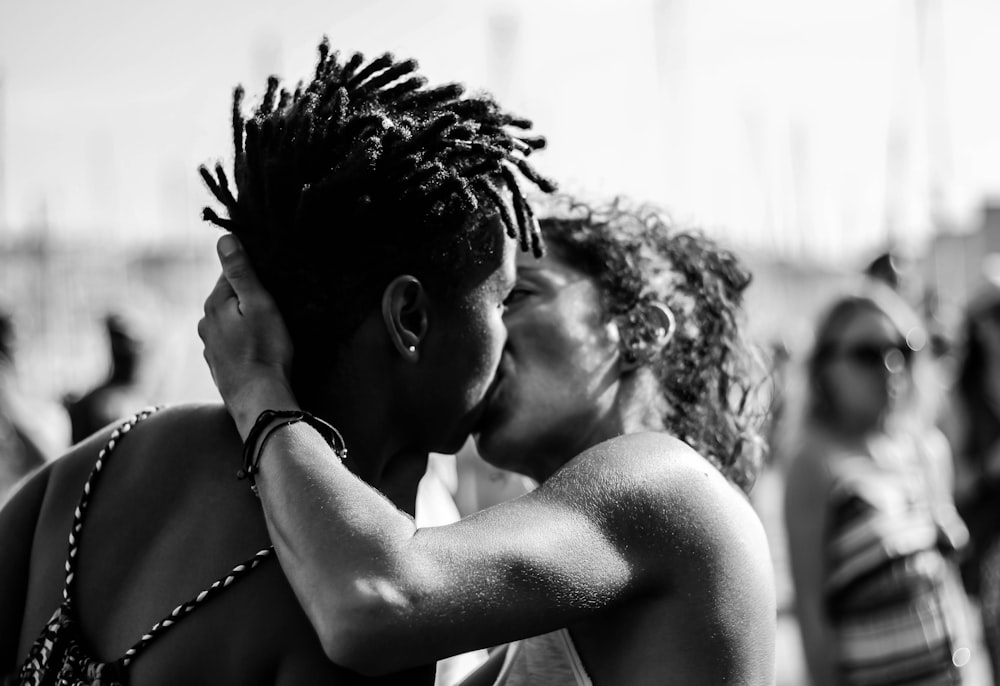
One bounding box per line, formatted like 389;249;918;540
0;43;554;685
0;308;62;504
864;250;914;299
784;284;981;686
942;279;1000;680
63;311;149;444
198;197;776;685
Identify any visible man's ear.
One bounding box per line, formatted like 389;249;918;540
381;275;429;362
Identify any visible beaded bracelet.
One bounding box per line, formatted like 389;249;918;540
238;409;348;497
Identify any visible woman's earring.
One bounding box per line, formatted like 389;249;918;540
407;345;416;354
647;302;676;346
620;301;676;369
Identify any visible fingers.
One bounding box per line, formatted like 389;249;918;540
217;235;266;306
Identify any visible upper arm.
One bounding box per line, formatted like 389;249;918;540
382;477;634;653
783;451;836;685
350;434;724;670
0;464;51;672
784;451;832;586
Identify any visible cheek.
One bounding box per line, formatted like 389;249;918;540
515;323;608;407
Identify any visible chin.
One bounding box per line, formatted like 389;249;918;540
473;422;528;472
435;432;472;457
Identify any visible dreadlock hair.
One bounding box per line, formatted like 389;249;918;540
200;38;554;391
536;196;765;493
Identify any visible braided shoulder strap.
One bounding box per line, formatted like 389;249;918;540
58;407;275;668
62;408;161;603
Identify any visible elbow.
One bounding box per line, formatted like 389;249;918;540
312;577;425;675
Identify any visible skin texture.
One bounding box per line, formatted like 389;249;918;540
0;406;434;685
0;232;516;684
473;247;625;480
200;237;777;684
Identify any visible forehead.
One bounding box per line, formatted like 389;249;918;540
468;230;517;294
515;244;585;282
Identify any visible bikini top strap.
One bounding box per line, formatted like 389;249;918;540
59;405;276;668
118;546;274;667
62;407;161;605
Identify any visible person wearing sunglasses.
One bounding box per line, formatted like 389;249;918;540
784;284;981;686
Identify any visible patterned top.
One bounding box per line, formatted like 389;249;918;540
12;408;274;686
823;434;973;685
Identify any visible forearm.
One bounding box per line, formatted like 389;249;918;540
254;422;420;664
796;602;837;686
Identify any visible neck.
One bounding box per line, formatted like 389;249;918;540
526;381;641;484
295;357;427;517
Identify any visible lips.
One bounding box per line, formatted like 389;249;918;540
482;366;506;412
475;355;512;433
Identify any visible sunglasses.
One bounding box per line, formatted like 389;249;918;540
820;340;914;372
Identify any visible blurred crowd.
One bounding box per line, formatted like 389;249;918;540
760;250;1000;685
0;308;150;501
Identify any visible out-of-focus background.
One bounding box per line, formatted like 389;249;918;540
2;0;998;399
1;1;998;683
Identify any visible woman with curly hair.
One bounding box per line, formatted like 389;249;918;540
198;196;776;685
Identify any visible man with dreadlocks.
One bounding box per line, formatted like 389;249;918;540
0;40;551;685
198;194;778;685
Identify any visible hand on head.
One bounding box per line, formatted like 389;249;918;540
199;234;298;439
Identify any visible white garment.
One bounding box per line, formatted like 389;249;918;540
493;629;593;686
416;454;490;686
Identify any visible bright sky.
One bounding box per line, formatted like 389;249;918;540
1;0;997;262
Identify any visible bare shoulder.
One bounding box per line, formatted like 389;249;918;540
784;435;840;501
547;431;772;580
100;402;238;454
0;460;53;667
551;431;759;525
548;432;776;682
41;403;237;498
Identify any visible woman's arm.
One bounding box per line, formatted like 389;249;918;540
197;237;686;675
0;465;51;674
784;451;837;686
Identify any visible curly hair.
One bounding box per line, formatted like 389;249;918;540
200;38;555;374
537;196;764;492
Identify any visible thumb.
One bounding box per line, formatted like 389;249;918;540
217;234;264;303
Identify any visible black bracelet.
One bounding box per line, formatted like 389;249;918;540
238;409;348;497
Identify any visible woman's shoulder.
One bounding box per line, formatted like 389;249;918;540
556;432;768;556
567;432;776;616
556;432;727;496
42;403;238;494
563;431;751;501
784;429;871;487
